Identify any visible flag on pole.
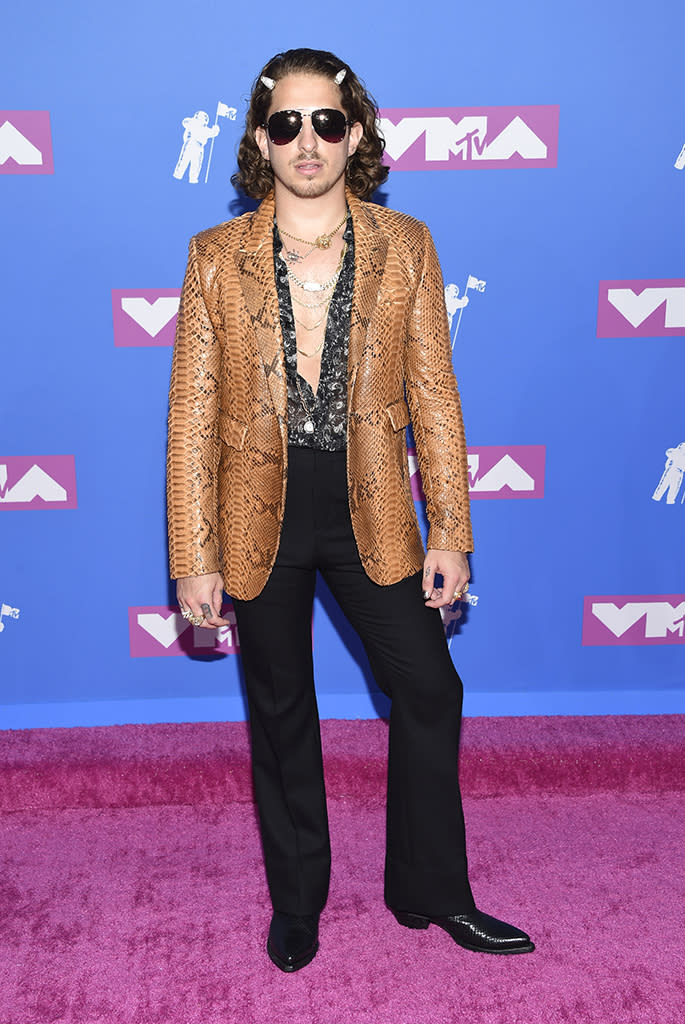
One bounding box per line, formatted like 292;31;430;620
466;275;486;292
216;102;237;121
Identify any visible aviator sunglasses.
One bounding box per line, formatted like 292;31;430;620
264;108;352;146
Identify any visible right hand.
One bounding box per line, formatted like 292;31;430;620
176;572;231;629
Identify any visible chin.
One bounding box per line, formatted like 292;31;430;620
290;179;333;199
279;168;346;200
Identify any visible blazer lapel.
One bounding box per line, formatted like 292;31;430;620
347;193;388;400
233;194;287;420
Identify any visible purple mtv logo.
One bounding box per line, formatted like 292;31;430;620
379;106;559;171
112;289;181;347
408;445;545;501
0;111;54;175
129;604;240;657
597;280;685;338
583;595;685;646
0;456;77;510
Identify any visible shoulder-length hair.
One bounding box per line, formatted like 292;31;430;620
231;48;389;201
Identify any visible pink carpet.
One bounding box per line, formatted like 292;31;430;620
1;716;683;1023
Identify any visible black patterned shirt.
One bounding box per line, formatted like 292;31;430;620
273;215;354;451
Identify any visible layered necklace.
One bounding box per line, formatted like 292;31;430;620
285;242;347;354
276;213;348;433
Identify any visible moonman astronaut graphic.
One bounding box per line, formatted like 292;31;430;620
444;283;469;332
173;111;220;184
652;442;685;504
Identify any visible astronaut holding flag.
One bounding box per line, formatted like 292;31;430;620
445;274;487;347
173;101;236;184
652;442;685;504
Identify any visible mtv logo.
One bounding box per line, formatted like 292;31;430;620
0;112;54;175
597;279;685;338
129;604;240;657
112;289;181;347
0;456;77;510
407;445;545;501
379;106;559;171
583;595;685;646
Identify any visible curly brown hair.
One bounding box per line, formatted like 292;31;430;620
231;48;389;201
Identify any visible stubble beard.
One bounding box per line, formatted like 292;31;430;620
278;151;347;200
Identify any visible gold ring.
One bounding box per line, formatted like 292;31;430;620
189;613;204;626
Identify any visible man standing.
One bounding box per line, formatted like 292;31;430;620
167;48;534;972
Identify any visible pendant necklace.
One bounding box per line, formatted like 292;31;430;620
295;374;317;433
281;242;317;266
279;211;347;252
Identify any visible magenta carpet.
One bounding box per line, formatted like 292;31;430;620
1;716;683;1024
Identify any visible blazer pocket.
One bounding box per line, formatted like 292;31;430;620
218;410;248;450
386;398;411;432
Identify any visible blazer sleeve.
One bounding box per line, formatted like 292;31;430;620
166;235;222;580
404;223;474;553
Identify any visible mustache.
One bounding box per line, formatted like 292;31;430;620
292;150;323;163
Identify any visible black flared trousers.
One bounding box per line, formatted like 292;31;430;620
232;445;475;918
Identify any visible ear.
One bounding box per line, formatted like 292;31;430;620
255;125;270;162
347;121;363;158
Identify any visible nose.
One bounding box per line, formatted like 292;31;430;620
298;114;317;151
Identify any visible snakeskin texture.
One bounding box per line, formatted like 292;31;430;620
167;190;473;600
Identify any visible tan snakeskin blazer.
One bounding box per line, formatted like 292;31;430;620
167;190;473;600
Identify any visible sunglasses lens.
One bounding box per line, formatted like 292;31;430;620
267;111;302;145
312;109;348;143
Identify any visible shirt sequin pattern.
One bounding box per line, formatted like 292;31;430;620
273;215;354;451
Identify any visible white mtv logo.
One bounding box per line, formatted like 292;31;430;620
468;454;535;492
0;121;43;165
607;287;685;328
0;464;66;503
407;451;536;493
137;609;239;649
592;601;685;638
381;115;547;162
121;297;180;337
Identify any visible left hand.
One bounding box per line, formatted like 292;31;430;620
422;549;470;609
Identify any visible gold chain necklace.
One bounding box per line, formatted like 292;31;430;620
291;291;331;310
279;211;347;251
293;303;330;331
296;337;325;359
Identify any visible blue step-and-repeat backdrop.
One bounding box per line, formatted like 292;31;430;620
2;1;683;728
